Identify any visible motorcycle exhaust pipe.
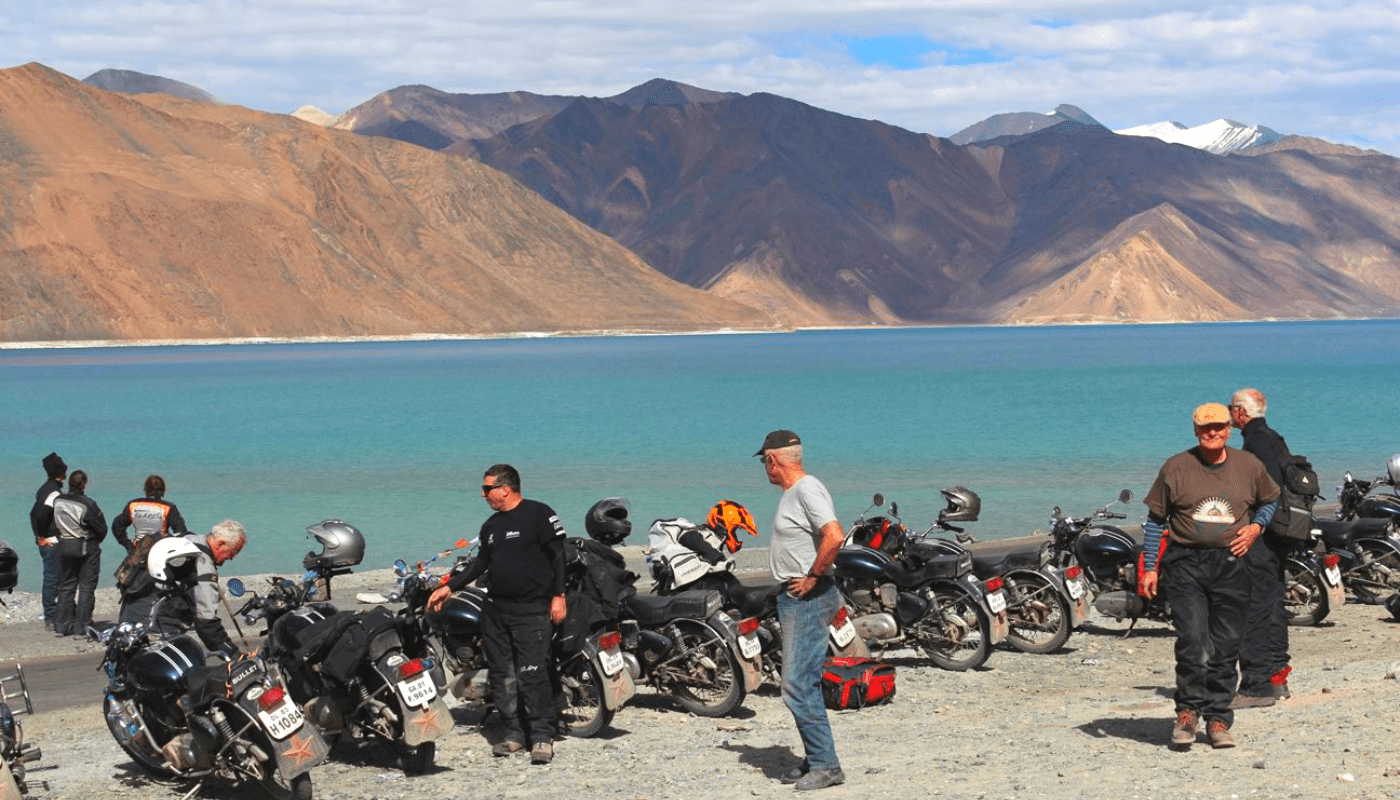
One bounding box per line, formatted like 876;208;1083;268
1092;590;1146;621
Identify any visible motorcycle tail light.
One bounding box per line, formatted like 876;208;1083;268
985;576;1005;593
1065;565;1082;581
737;617;760;636
398;658;427;680
831;606;849;627
597;631;621;651
257;685;287;711
1324;553;1341;568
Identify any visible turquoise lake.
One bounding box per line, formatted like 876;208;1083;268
4;320;1398;592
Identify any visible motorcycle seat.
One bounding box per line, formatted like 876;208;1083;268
968;550;1042;578
726;583;781;619
626;591;721;626
1314;518;1391;549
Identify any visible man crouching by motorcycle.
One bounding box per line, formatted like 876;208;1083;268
153;520;247;656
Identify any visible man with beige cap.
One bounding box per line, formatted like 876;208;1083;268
1139;402;1279;750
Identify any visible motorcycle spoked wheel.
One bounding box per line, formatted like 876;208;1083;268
556;656;613;739
1282;557;1329;626
911;585;992;672
1002;573;1072;655
102;693;177;778
224;705;314;800
662;621;744;717
1346;540;1400;604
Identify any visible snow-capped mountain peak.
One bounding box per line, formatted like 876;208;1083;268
1115;118;1280;154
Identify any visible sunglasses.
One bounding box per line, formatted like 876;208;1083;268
481;483;506;493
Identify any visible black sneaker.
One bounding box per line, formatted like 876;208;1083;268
794;768;845;791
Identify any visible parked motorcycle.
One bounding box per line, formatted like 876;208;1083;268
836;493;1007;671
1;665;41;800
916;487;1088;654
1334;462;1400;523
226;572;452;773
99;612;330;799
394;540;636;737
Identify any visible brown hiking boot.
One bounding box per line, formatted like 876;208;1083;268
1207;720;1235;749
1171;710;1199;747
530;740;554;765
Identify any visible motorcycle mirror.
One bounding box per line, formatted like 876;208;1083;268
1117;489;1133;504
1051;506;1062;519
394;559;408;577
226;578;245;597
1343;470;1354;483
889;501;898;518
873;493;885;507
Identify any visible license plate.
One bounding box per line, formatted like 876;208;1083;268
1324;564;1342;586
738;631;761;660
598;645;625;677
257;700;304;741
829;617;856;648
987;589;1007;615
1066;577;1085;600
397;673;437;708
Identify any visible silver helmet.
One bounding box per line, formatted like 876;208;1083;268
1388;454;1400;487
303;520;365;571
938;486;982;523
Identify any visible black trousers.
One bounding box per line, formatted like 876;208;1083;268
1162;546;1249;726
480;598;556;746
1237;535;1290;695
55;546;101;635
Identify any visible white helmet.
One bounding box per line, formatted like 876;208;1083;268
148;537;202;588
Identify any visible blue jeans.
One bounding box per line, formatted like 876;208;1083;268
777;577;841;771
39;544;58;623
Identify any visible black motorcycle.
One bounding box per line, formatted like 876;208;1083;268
1318;471;1400;604
394;541;637;737
1;665;41;800
99;612;329;800
836;494;1004;671
225;572;452;773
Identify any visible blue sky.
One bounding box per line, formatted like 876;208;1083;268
2;0;1397;154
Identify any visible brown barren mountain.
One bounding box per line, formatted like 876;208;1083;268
0;63;772;343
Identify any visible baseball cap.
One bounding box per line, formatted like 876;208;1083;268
1193;403;1230;426
754;429;801;457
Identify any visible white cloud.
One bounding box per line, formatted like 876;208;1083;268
3;0;1398;153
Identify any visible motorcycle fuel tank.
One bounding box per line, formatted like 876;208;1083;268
835;547;894;582
1359;494;1400;520
426;587;487;644
128;634;205;695
1074;526;1140;585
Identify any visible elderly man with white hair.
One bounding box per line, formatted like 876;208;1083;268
152;520;247;656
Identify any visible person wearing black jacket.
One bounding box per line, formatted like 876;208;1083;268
52;469;106;637
112;474;189;624
427;464;566;765
1229;387;1295;707
29;452;67;630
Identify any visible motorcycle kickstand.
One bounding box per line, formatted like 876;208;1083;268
1120;618;1140;638
178;779;207;800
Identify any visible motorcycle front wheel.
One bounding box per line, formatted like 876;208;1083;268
1348;540;1400;604
912;585;992;672
1003;573;1072;654
665;621;744;717
557;656;612;738
1283;557;1329;626
102;693;176;778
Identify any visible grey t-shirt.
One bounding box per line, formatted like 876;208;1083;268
769;474;838;581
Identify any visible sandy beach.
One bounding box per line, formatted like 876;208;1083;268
4;547;1400;800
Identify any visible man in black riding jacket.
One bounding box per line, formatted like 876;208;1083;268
1229;388;1295;706
155;521;247;657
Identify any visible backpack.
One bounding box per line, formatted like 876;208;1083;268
1264;433;1321;542
820;656;896;710
646;518;734;593
115;534;163;598
0;540;17;593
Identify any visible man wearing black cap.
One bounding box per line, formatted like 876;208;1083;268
29;452;66;631
756;430;846;791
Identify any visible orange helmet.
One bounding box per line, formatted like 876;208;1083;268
707;500;757;553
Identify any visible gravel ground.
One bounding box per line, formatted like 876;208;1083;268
5;548;1400;800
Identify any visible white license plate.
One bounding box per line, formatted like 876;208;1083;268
987;589;1008;615
829;617;856;648
1066;577;1085;600
257;700;304;741
598;645;625;677
1324;565;1342;586
738;631;761;660
397;673;437;708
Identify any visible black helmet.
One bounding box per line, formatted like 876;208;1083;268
585;497;631;546
938;486;981;523
303;519;365;571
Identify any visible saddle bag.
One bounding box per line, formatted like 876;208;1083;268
820;656;896;710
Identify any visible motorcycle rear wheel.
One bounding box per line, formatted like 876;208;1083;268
392;740;436;774
258;771;312;800
102;693;176;778
557;657;613;739
1283;557;1329;626
913;585;992;672
666;624;744;717
1348;540;1400;604
1003;573;1072;655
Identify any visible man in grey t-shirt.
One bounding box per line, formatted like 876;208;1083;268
756;429;846;791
